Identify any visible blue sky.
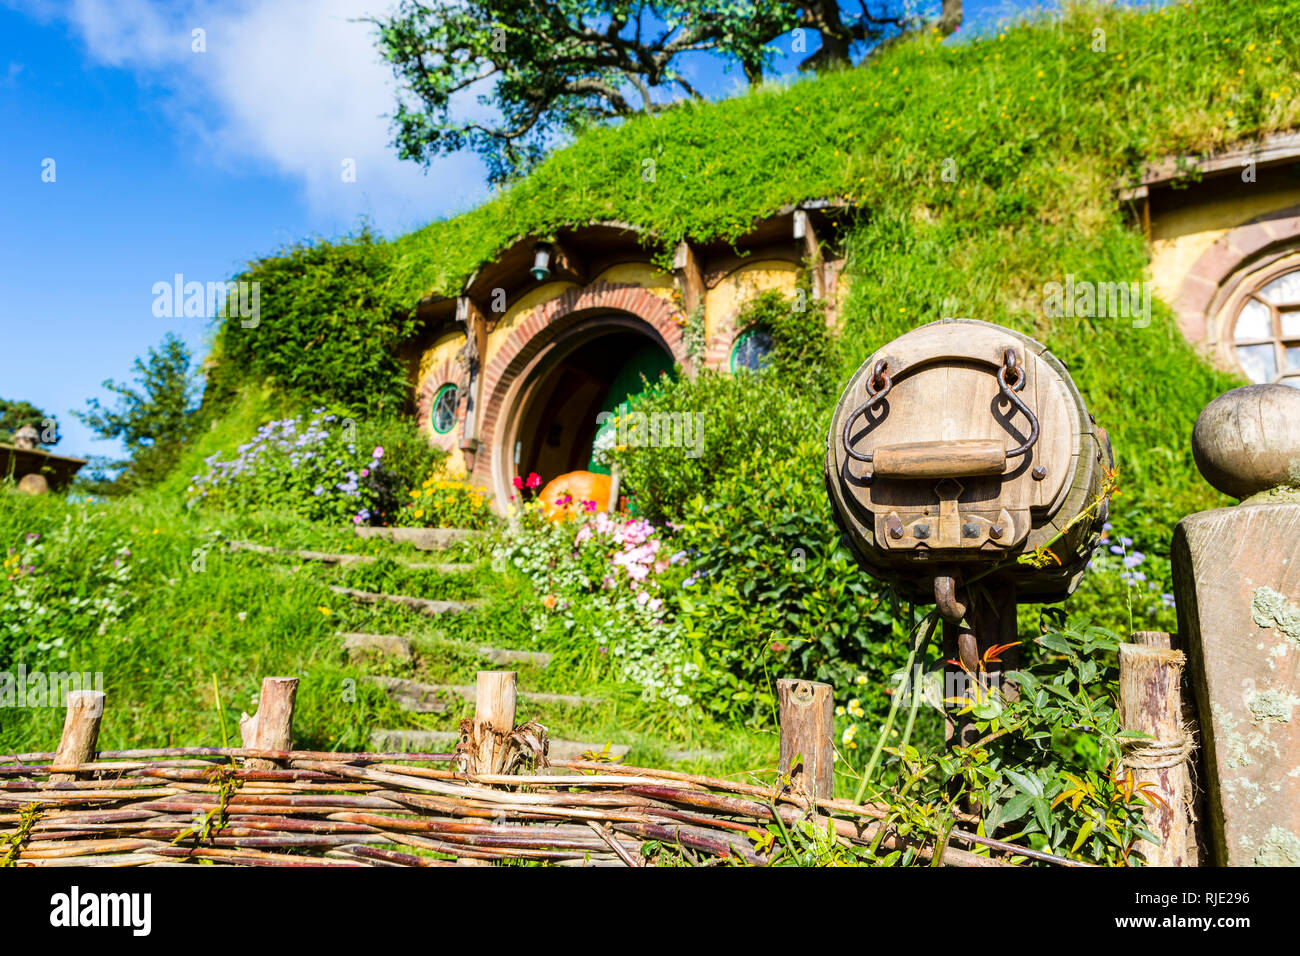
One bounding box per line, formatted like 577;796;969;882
0;0;1041;460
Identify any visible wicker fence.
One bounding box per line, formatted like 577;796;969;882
1;673;1082;868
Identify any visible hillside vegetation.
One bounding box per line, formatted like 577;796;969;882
3;1;1294;861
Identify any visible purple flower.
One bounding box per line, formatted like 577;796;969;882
1122;552;1145;569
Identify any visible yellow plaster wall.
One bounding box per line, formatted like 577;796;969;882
1149;184;1300;310
589;261;674;294
416;329;469;474
703;260;800;340
482;281;579;370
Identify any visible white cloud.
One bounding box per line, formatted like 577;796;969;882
47;0;489;232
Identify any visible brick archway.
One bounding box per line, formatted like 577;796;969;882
474;283;688;490
1174;205;1300;344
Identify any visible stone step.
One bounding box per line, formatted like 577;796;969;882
370;729;631;764
339;632;551;668
341;632;413;662
365;676;602;709
329;585;480;617
228;540;472;574
364;677;449;713
354;527;481;551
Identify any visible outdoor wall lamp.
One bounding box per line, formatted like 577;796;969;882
530;242;553;281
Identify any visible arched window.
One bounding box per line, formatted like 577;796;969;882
730;328;774;373
1232;264;1300;387
431;383;460;434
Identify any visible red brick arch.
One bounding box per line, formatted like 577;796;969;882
1174;205;1300;343
416;357;468;453
475;283;689;486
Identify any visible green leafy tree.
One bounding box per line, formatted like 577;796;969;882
373;1;961;182
0;399;59;446
73;333;202;488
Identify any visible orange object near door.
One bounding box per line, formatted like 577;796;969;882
538;471;612;520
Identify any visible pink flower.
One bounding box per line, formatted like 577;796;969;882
513;476;525;490
525;472;541;489
360;468;370;478
372;446;384;459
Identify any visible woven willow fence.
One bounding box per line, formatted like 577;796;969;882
1;673;1083;868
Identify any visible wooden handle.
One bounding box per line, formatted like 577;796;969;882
872;439;1006;479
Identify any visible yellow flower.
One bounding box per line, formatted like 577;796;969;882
413;510;424;519
317;606;331;616
409;490;421;498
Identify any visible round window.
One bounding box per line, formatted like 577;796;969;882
1232;265;1300;388
730;328;774;373
431;383;459;434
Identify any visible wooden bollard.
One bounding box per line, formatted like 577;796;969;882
776;678;834;800
1118;643;1197;866
239;677;298;770
1131;630;1174;650
50;690;106;783
470;671;517;775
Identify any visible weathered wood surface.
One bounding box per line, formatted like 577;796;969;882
467;671;517;775
872;438;1006;480
50;691;105;783
1173;502;1300;866
353;527;479;551
826;319;1109;604
328;585;480;616
371;729;630;764
1118;643;1197;866
776;679;834;800
239;678;298;771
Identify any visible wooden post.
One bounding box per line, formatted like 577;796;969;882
50;690;105;783
1131;630;1173;650
239;676;298;770
776;679;834;800
1118;643;1197;866
471;671;517;775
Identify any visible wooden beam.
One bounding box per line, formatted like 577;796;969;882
672;239;705;316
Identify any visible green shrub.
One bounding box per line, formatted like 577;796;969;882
187;410;443;525
612;290;835;521
207;228;415;415
672;439;902;722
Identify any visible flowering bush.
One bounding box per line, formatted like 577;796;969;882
495;502;701;706
0;514;135;667
394;473;498;530
186;410;393;524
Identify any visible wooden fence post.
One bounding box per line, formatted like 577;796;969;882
1118;643;1197;866
776;678;834;800
471;670;517;775
50;690;106;783
240;676;298;770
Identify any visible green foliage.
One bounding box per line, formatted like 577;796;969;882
73;333;201;490
208;228;415;416
373;1;803;182
843;615;1159;864
187;410;444;526
0;398;59;447
393;473;498;530
672;440;901;721
611;289;835;521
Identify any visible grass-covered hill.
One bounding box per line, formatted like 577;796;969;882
210;0;1296;533
4;1;1293;792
